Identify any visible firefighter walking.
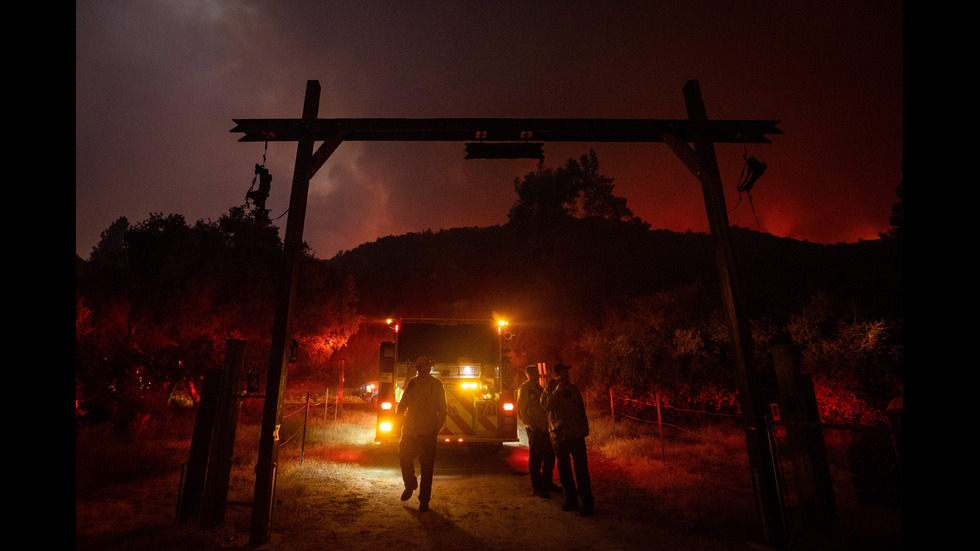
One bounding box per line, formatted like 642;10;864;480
517;365;561;498
541;362;594;517
396;355;447;512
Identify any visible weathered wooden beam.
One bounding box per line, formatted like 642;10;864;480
679;79;786;550
250;80;322;547
662;132;703;179
308;133;345;180
231;117;781;144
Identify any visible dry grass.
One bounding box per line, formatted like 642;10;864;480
75;397;381;550
586;414;759;539
75;414;195;494
76;395;901;550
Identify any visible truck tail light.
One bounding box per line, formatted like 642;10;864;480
381;401;392;410
379;421;393;433
502;402;514;412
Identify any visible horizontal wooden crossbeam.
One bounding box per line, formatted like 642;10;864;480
230;117;781;144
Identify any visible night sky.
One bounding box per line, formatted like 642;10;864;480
76;1;902;260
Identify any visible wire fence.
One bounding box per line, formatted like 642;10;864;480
277;389;349;464
605;387;903;546
606;389;742;442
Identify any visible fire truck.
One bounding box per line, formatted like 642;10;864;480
375;318;519;450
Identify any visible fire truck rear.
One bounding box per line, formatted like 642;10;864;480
375;318;519;450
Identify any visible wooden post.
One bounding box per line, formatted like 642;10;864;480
300;393;310;465
200;339;247;528
772;343;839;545
250;80;331;545
656;392;666;464
175;463;185;521
609;388;615;422
336;360;345;421
663;80;786;549
179;368;222;523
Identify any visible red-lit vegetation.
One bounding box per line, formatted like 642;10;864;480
76;206;362;431
76;152;902;435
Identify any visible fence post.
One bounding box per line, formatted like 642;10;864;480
772;343;839;545
336;361;345;421
609;389;615;422
175;463;185;521
656;393;666;464
200;339;247;528
179;368;222;523
300;393;310;465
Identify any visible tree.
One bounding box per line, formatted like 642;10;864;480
573;150;634;221
880;181;903;241
89;216;129;265
786;293;903;423
507;150;638;228
507;162;578;227
76;201;371;428
292;259;364;383
577;283;733;406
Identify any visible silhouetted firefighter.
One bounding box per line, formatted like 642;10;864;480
247;163;272;220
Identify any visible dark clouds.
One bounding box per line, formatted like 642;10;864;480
76;1;902;259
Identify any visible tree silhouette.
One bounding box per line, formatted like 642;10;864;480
574;150;635;221
881;181;903;242
507;150;638;229
89;216;129;265
76;204;361;428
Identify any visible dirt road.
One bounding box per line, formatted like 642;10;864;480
76;400;901;550
226;404;763;551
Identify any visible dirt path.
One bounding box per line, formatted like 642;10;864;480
76;402;901;550
222;408;762;551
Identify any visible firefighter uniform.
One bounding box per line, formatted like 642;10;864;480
517;366;559;497
541;363;594;516
396;356;447;512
